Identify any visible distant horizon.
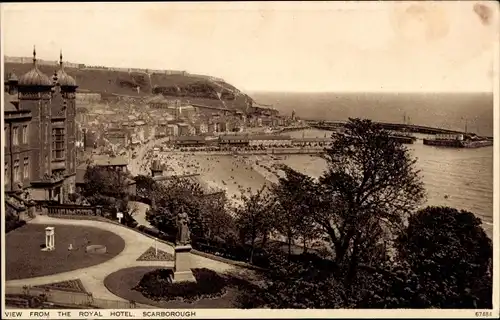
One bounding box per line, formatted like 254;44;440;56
3;55;493;95
249;90;494;95
2;2;497;93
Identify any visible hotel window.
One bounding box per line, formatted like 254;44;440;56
13;160;20;182
23;158;29;179
52;128;66;160
22;125;28;144
12;127;19;146
5;162;8;186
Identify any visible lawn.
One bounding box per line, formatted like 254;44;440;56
6;224;126;280
104;267;259;308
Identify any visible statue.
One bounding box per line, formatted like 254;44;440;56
176;211;191;246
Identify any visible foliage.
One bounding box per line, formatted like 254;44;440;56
5;206;26;233
272;166;319;256
201;194;237;243
146;177;206;239
133;268;227;303
235;187;274;263
145;176;234;244
316;118;426;276
134;175;157;199
240;251;346;308
396;206;493;308
82;166;129;198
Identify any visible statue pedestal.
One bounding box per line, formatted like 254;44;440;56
171;245;196;283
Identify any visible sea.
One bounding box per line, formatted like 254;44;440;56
252;92;494;237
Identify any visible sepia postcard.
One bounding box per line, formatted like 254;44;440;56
1;1;499;319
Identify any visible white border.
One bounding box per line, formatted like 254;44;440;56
1;1;499;319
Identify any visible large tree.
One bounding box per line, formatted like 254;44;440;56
145;176;234;243
272;166;319;257
82;166;131;215
396;206;493;308
235;186;274;263
146;177;206;239
83;166;129;198
316;118;426;277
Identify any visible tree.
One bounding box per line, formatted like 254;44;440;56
239;250;347;309
145;177;232;243
201;193;237;243
315;118;426;279
82;166;131;214
396;206;493;308
235;186;274;263
134;174;157;199
146;177;206;239
83;166;128;198
273;166;319;257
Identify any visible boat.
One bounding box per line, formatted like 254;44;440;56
423;133;493;148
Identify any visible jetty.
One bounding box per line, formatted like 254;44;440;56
306;120;493;140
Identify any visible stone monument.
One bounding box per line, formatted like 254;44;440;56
171;211;196;283
42;227;55;251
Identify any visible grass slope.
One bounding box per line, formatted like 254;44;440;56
5;63;252;111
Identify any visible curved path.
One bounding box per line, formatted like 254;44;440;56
6;215;241;303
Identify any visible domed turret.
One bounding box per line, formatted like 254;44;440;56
57;50;77;87
18;46;52;87
7;72;18;83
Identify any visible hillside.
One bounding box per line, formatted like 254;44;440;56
4;62;254;111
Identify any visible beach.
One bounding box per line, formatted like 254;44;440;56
129;125;492;239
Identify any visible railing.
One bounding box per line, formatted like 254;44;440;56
5;286;134;309
46;204;103;216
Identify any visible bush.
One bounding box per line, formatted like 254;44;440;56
6;207;26;233
6;219;26;233
133;268;227;303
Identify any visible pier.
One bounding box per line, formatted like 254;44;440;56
305;120;493;139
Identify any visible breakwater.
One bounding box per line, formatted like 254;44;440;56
307;120;494;139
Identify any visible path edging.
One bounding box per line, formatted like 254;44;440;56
44;214;264;272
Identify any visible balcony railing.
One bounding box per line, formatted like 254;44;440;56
46;204;103;216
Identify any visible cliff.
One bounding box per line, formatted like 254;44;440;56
4;59;254;111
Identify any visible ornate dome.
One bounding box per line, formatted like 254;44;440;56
57;51;77;87
7;72;18;82
18;47;52;87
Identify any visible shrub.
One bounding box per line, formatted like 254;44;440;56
6;207;26;233
133;268;227;303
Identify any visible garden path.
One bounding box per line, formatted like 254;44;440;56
5;215;242;302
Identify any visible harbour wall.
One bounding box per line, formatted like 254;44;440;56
307;120;493;139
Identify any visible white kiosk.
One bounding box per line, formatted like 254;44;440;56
42;227;55;251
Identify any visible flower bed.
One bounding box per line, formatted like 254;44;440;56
133;268;227;303
137;247;174;261
34;279;87;293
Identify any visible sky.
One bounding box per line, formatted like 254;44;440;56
1;1;498;93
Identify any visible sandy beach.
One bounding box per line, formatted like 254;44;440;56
144;151;329;207
152;153;275;206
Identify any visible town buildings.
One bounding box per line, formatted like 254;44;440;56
4;48;78;205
